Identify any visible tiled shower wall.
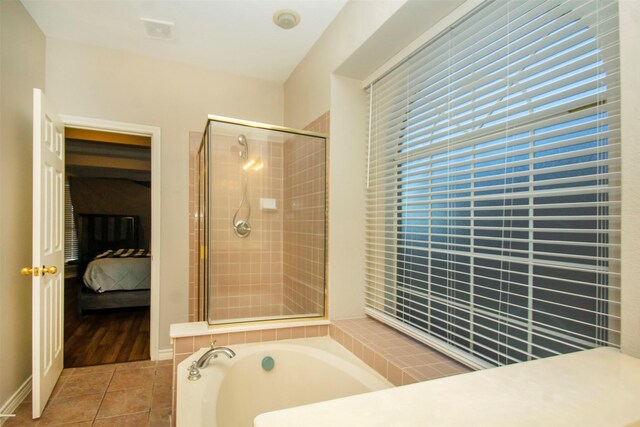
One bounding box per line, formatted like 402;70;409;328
208;134;284;320
189;113;329;321
282;112;329;315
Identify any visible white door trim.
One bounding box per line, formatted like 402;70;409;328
59;115;162;360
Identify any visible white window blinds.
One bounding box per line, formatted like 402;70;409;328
64;180;78;263
365;0;620;368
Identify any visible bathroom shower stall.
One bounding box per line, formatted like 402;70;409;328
197;115;328;325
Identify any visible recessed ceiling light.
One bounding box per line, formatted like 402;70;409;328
140;18;175;40
273;9;300;30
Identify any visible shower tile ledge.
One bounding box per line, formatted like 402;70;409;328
170;319;330;339
255;348;640;427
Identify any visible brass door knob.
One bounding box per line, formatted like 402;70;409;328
20;266;57;276
20;267;37;276
41;266;58;275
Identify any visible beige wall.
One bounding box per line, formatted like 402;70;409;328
0;0;46;412
284;0;406;130
620;0;640;357
283;0;463;130
327;76;368;320
45;38;284;350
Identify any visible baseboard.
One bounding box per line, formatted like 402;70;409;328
157;348;174;361
0;376;31;426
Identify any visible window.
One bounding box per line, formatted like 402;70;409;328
365;0;620;368
64;180;78;263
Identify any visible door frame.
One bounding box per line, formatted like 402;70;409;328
60;115;162;360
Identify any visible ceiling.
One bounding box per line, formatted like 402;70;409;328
21;0;348;83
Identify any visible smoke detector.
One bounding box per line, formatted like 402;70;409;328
140;18;175;40
273;9;300;30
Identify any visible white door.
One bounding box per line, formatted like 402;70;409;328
28;88;65;418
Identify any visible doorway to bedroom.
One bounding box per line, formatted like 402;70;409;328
63;127;153;367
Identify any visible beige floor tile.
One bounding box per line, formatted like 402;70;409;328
38;393;103;425
96;388;152;419
7;360;172;427
153;366;172;387
91;411;149;427
52;372;113;400
60;364;115;377
48;376;68;401
148;406;172;427
3;401;35;426
107;368;155;392
151;385;172;410
114;360;157;371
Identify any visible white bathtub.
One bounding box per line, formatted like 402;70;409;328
176;336;392;427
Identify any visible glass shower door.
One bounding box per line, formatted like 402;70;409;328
199;116;327;325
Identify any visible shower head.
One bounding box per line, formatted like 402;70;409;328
237;134;248;160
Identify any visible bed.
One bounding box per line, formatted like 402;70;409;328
76;214;151;315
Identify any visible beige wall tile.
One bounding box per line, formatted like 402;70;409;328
333;317;472;386
245;330;262;343
373;353;388;377
261;329;277;342
174;337;194;354
402;370;419;386
276;327;292;340
387;363;403;386
193;334;215;349
228;332;246;345
291;327;305;339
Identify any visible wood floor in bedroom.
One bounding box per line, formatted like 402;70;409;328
64;278;150;368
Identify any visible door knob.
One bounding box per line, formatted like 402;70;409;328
20;266;39;277
20;266;57;276
41;266;58;275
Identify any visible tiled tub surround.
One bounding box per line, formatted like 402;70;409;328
171;321;330;425
330;318;471;385
177;337;391;426
170;316;470;423
6;360;172;427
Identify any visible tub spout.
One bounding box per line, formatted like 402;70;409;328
195;346;236;369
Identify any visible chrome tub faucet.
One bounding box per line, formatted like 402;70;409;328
188;342;236;381
196;345;236;369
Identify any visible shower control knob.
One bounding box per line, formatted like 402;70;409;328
233;220;251;238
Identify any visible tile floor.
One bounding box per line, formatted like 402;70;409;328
6;360;172;427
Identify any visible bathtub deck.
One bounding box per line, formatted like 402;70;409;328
255;348;640;427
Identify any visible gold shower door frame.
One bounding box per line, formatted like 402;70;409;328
197;114;329;327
